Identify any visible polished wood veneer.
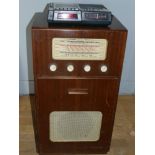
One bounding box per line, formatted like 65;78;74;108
31;5;127;155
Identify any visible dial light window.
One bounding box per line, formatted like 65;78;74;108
58;13;78;19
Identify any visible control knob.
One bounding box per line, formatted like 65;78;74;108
84;65;91;72
101;65;108;72
49;64;57;72
67;65;74;72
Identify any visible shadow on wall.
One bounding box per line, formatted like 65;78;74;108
26;14;35;95
26;7;48;95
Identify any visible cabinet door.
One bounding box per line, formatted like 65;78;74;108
35;78;119;154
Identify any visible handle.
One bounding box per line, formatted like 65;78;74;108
68;88;88;95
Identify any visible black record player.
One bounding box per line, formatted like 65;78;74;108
47;3;112;26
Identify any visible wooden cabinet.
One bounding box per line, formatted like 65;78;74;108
31;6;127;155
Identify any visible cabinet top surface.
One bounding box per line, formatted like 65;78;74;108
31;5;127;31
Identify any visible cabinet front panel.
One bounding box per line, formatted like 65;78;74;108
32;29;127;77
35;78;119;153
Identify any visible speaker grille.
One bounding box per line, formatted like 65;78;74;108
49;111;102;142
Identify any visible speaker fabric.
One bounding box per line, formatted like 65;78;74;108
49;111;103;142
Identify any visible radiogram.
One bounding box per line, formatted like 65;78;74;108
31;4;127;155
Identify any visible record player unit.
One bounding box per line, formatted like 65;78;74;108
31;4;127;155
47;3;112;26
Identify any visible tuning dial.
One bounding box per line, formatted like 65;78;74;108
67;65;74;72
84;65;91;72
101;65;108;72
49;64;57;72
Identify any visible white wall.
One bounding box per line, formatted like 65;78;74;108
19;0;135;95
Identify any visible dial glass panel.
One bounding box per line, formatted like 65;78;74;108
52;38;108;60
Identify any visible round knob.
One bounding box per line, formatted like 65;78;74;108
84;65;91;72
101;65;108;72
49;64;57;72
67;65;74;72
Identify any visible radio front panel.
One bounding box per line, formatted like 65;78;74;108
32;29;127;77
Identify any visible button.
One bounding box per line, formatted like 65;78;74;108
67;65;74;72
49;64;57;72
84;65;91;72
101;65;108;72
